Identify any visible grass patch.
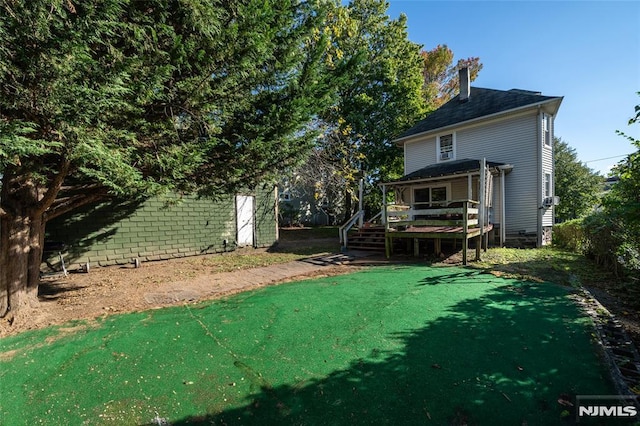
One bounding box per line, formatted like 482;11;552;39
470;246;614;287
187;252;308;272
181;226;341;272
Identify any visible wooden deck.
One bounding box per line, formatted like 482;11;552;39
384;200;492;264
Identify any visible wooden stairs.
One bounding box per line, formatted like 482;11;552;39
346;226;386;251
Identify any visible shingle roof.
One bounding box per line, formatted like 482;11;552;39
386;158;507;185
397;87;562;141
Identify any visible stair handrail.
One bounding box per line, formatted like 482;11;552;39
367;210;382;225
339;210;364;247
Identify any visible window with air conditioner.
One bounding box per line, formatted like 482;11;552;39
437;133;455;162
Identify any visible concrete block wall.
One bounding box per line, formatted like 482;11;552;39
45;185;278;269
254;186;279;248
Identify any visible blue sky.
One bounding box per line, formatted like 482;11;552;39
384;0;640;175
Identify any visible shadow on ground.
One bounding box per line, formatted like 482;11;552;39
153;269;614;425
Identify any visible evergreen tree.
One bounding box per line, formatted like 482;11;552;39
0;0;341;319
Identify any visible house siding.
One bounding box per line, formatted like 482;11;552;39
403;111;541;236
459;113;540;236
492;176;503;227
405;136;436;174
450;178;471;201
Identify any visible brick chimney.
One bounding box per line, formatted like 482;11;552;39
459;67;470;102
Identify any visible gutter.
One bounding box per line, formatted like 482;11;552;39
380;163;513;188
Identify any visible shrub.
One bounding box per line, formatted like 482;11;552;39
553;219;585;252
580;211;639;279
581;212;624;277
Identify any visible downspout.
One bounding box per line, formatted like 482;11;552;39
495;164;513;246
537;108;543;247
500;167;506;246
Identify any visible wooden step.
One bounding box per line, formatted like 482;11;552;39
346;226;386;251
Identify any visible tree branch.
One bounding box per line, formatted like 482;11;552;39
34;159;71;214
44;189;109;222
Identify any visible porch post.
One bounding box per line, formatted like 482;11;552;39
463;201;469;265
479;158;486;244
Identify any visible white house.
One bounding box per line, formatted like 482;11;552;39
374;68;563;255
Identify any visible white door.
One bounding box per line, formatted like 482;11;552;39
236;195;255;247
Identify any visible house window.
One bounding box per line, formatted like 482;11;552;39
437;133;455;162
542;114;551;147
544;173;552;197
413;184;449;209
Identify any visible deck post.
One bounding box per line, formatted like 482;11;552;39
484;230;489;252
385;235;392;258
358;178;364;227
462;201;469;265
463;237;468;265
476;235;481;260
383;184;389;258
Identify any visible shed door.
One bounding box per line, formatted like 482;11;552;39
236;195;255;247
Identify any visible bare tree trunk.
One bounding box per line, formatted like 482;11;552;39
28;214;45;294
0;161;73;319
344;189;352;224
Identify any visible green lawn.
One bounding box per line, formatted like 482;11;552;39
0;266;615;425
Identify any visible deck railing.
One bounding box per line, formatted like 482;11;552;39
384;199;488;264
385;199;480;230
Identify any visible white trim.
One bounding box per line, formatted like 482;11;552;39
544;172;552;198
436;132;456;163
542;113;552;148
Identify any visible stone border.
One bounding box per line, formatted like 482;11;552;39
572;287;640;404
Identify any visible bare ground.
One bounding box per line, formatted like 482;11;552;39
0;236;354;338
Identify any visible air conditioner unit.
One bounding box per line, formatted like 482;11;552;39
542;196;560;207
440;152;452;160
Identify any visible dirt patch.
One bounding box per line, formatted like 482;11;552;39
0;236;354;338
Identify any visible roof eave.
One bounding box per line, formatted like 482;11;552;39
394;96;564;146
